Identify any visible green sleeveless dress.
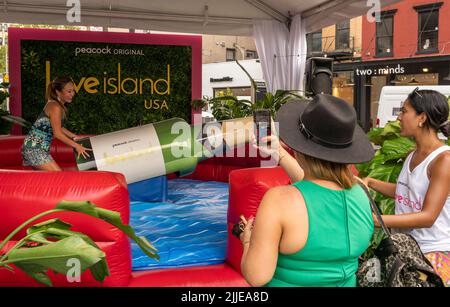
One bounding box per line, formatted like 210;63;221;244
266;180;374;287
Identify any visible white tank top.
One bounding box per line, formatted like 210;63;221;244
395;145;450;253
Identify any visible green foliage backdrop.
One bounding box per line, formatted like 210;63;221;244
20;40;192;134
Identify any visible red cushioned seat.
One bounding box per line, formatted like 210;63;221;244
0;135;292;286
129;264;249;287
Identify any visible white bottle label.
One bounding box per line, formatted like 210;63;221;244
90;124;165;183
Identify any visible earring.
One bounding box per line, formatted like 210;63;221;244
419;122;423;128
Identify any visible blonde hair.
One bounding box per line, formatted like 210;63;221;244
300;154;356;189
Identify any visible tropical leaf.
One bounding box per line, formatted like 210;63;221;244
0;200;159;286
55;201;159;260
94;207;159;260
381;137;415;162
55;200;99;217
368;151;387;169
27;219;72;234
380;121;401;136
367;162;403;183
191;98;207;109
14;263;53;287
6;236;106;285
378;198;395;215
366;128;384;144
355;161;371;178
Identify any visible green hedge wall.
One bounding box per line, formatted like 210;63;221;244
21;40;192;134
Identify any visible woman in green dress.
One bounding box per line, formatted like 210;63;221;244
240;94;375;287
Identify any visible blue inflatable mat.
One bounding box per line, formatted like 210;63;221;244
130;179;229;271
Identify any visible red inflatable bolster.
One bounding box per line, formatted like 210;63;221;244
52;138;77;165
185;163;245;183
184;143;269;182
0;170;129;240
226;167;290;274
0;238;131;287
0;170;132;286
0;136;29;167
129;264;249;287
0;135;82;170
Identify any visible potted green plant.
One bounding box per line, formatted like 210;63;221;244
0;81;12;134
0;200;158;286
193;59;305;121
0;82;32;134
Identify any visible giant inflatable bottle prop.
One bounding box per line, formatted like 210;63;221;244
74;117;254;183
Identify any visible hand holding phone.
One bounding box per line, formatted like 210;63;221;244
232;215;249;239
253;109;271;146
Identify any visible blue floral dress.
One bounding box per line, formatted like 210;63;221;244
22;108;64;166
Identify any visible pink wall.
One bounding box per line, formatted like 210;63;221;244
8;28;202;134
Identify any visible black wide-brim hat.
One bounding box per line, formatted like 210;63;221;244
276;94;374;164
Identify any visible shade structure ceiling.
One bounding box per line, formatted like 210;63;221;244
0;0;400;35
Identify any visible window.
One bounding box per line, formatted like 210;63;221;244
376;10;396;57
214;87;251;99
336;20;350;50
414;2;443;54
226;48;236;61
307;32;322;54
245;50;258;59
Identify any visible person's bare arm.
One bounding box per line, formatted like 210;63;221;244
363;177;397;199
47;103;91;159
375;152;450;228
279;146;304;183
254;135;304;183
240;187;285;286
61;127;77;140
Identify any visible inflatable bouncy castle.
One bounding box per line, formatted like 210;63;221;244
0;135;290;286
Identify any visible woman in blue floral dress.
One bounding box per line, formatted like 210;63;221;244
22;76;91;170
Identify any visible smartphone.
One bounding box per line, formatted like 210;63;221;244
232;215;247;238
232;221;244;239
253;109;271;146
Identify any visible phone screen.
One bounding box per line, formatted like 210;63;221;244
253;109;271;146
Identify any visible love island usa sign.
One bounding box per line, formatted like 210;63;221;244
8;28;201;135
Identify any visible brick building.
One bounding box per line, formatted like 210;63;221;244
334;0;450;130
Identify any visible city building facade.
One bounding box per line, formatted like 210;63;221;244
337;0;450;130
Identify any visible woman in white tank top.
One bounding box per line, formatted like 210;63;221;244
363;88;450;286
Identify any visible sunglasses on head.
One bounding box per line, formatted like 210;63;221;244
411;87;423;98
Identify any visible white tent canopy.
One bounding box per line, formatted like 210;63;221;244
0;0;400;93
0;0;399;35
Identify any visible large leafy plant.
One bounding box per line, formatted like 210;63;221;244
0;200;158;286
198;60;304;121
0;82;31;133
197;89;303;121
0;81;12;134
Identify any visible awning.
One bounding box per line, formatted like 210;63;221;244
0;0;400;36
